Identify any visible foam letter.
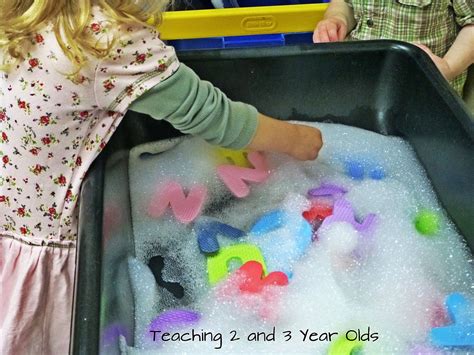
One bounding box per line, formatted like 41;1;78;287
207;244;266;285
431;293;474;347
249;210;312;277
215;147;250;167
236;261;288;293
148;181;207;224
328;334;363;355
308;183;347;198
217;151;269;198
148;309;201;342
320;198;376;234
197;220;246;254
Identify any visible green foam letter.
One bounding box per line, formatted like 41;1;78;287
207;244;266;285
328;333;363;355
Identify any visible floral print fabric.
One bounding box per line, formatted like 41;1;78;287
0;7;179;246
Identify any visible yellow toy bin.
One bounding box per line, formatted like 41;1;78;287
157;4;328;49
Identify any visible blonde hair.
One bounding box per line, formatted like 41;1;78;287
0;0;172;72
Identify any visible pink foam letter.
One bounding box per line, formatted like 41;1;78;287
148;181;207;224
217;151;269;198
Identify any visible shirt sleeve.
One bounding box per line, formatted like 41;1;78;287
128;64;259;150
453;0;474;27
93;23;180;114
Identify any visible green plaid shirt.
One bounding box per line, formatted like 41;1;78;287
346;0;474;95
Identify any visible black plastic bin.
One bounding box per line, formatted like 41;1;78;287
72;41;474;354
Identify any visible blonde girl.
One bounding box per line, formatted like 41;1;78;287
0;1;322;353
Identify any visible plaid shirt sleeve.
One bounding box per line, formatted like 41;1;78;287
453;0;474;27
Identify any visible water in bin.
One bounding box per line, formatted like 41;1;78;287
102;123;474;353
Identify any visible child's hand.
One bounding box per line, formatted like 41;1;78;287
287;124;323;161
313;17;347;43
247;114;323;161
414;43;454;81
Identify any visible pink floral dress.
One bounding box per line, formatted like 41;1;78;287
0;7;179;354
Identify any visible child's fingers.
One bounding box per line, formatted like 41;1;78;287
318;24;331;43
313;30;321;43
413;43;437;62
413;43;430;53
413;43;452;80
314;19;346;43
327;24;339;42
337;23;347;41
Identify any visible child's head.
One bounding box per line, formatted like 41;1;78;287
0;0;172;71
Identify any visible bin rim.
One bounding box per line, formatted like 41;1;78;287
176;40;473;134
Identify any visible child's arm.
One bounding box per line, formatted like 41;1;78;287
416;25;474;82
313;0;356;43
94;23;322;160
128;64;323;160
